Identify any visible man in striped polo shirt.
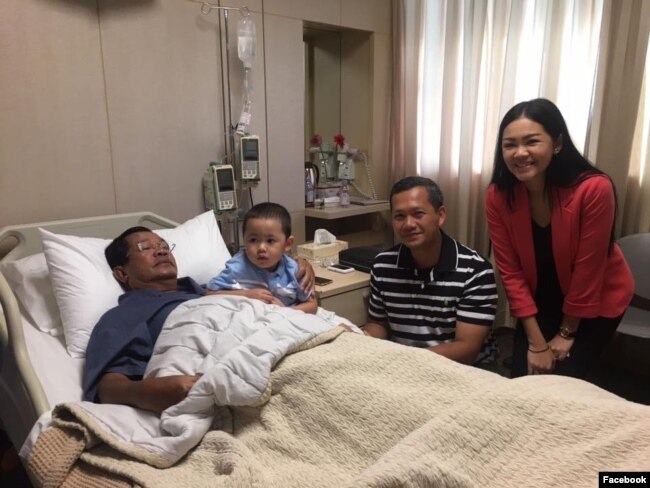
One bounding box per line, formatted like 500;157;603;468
364;176;498;365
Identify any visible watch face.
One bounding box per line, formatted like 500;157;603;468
559;326;576;339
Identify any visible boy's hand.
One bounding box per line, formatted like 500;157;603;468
244;288;284;306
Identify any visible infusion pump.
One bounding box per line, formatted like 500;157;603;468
203;163;238;212
240;135;260;181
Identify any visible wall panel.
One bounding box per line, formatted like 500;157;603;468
263;15;305;218
98;0;223;223
0;0;114;226
342;0;391;34
264;0;341;25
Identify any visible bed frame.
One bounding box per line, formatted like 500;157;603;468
0;212;178;451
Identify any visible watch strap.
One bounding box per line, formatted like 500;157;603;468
558;325;577;339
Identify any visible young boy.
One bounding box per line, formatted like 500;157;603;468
207;202;317;313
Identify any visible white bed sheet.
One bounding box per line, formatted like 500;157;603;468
22;313;84;406
18;313;83;457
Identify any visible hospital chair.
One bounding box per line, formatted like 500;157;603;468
614;232;650;374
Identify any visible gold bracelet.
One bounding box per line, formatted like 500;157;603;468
528;344;550;353
558;326;577;339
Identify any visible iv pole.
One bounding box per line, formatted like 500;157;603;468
187;0;251;252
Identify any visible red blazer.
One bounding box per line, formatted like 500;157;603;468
486;175;634;319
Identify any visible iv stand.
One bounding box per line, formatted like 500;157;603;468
188;0;250;253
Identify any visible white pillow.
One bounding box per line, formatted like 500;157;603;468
40;211;231;358
0;253;64;336
155;212;231;285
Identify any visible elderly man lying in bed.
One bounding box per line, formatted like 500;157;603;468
82;226;316;413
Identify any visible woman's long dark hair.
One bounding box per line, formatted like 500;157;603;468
489;98;617;246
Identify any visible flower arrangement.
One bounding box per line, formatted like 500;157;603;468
333;134;346;150
309;134;348;159
309;133;350;181
309;133;347;156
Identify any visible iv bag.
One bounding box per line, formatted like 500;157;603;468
237;15;256;69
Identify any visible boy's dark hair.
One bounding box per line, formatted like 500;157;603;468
105;226;152;269
243;202;292;237
390;176;444;211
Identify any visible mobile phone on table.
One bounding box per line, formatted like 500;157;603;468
327;263;355;274
315;276;334;286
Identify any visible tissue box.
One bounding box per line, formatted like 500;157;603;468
297;240;349;264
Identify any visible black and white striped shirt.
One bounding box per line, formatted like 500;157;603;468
368;231;498;363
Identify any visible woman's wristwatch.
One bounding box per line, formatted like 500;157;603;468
558;325;577;339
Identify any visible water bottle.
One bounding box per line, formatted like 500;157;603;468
319;158;328;181
340;179;350;207
237;15;256;69
305;169;315;207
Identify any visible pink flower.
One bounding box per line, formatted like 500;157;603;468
310;133;323;147
333;134;346;149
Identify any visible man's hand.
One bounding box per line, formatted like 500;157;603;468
428;321;489;364
97;373;201;413
294;256;315;293
363;321;389;339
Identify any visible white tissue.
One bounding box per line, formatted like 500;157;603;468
314;229;336;245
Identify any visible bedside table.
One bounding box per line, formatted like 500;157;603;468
314;267;370;326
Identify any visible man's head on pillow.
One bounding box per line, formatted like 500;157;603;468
105;227;178;292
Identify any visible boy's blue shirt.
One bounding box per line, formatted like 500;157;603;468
207;251;310;306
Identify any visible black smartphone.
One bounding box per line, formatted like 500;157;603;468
315;276;333;286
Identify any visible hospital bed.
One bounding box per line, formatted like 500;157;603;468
1;211;649;488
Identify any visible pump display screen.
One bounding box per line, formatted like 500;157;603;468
242;138;259;160
216;168;234;191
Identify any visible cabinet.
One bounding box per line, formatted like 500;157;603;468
314;267;370;326
305;203;392;249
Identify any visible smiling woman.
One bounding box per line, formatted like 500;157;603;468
486;98;635;381
500;118;562;196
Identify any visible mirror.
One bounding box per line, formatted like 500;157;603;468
303;26;341;153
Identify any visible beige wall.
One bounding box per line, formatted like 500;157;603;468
0;0;391;244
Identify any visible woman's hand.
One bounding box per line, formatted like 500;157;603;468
527;346;556;375
521;316;555;374
548;335;574;362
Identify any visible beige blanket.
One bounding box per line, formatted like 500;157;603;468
28;333;650;488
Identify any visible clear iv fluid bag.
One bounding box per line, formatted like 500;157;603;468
236;14;256;134
237;16;256;69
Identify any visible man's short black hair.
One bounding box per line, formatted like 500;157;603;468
243;202;292;237
105;226;152;270
389;176;444;211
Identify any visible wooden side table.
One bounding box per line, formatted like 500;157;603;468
314;267;370;326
